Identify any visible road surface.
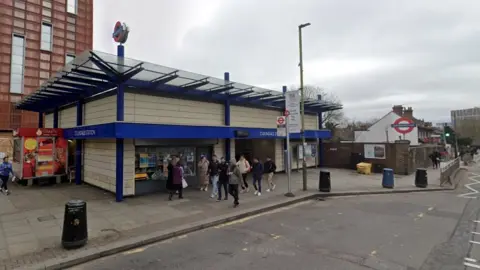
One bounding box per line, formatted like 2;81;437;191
72;178;479;270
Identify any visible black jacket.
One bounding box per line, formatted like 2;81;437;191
263;160;276;173
208;160;220;176
219;162;229;182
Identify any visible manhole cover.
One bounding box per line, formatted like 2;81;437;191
37;215;56;222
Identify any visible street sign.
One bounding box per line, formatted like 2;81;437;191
391;117;416;134
284;110;290;117
285;91;301;133
276;116;286;137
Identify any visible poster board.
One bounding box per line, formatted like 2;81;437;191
364;144;386;159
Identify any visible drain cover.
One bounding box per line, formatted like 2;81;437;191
37;215;56;222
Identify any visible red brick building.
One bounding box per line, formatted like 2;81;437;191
0;0;93;131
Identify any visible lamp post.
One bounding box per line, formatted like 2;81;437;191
298;22;311;191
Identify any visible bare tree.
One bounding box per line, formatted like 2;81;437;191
289;85;344;127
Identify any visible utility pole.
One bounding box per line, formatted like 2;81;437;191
298;22;310;191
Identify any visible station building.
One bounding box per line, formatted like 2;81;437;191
15;49;341;201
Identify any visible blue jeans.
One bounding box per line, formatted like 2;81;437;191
253;175;262;193
210;175;219;197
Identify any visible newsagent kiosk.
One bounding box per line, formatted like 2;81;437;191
15;50;342;202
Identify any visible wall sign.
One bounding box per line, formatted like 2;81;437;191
285;90;301;133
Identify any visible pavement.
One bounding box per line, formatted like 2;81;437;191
73;189;469;270
0;166;452;269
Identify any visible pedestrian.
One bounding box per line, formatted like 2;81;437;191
0;157;14;195
228;159;241;207
251;157;263;196
435;151;441;169
208;155;220;199
197;155;209;191
217;157;229;201
429;152;437;169
263;156;277;192
168;157;184;200
237;154;250;193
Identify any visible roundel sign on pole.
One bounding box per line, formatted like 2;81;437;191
276;116;285;125
391;117;416;134
113;21;129;44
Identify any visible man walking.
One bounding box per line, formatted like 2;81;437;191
251;157;263;196
208;155;220;199
264;156;277;192
228;159;241;207
217;157;229;201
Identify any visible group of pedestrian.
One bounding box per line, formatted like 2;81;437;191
170;154;276;207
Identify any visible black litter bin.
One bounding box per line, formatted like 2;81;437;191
319;170;331;192
61;200;88;249
415;168;428;188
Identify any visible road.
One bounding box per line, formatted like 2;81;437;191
71;172;480;270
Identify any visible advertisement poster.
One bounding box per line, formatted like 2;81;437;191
364;144;386;159
36;138;54;177
139;153;149;168
54;138;67;175
23;137;37;178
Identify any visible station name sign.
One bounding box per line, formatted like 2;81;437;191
73;130;96;137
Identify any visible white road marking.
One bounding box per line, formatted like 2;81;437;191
466;258;478;263
459;173;480;199
470;240;480;245
465;262;480;269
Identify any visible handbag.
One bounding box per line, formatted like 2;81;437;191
182;178;188;189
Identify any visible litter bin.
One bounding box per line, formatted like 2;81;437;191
61;200;88;249
382;168;394;188
319;170;331;192
356;162;372;175
415;168;428;188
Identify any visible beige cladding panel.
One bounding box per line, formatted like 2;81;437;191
214;139;225;158
123;139;135;196
275;139;284;172
59;106;77;128
83;139;117;193
124;93;224;126
230;106;281;128
84;95;117;125
44;113;53;128
304;114;318;130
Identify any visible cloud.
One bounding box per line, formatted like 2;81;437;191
94;0;480;123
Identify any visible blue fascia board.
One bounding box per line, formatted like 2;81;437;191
63;122;332;140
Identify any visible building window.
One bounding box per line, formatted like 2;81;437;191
67;0;77;14
10;34;25;94
65;54;75;64
41;22;52;51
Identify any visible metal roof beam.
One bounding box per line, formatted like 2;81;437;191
260;96;284;102
121;65;144;81
71;69;113;81
244;93;272;101
150;71;179;85
208;83;234;94
89;51;121;79
229;90;254;98
180;78;210;91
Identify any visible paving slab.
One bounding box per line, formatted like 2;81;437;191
0;167;452;269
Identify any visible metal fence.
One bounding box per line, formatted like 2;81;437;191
440;157;460;186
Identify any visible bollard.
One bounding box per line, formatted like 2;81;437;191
319;170;331;192
61;200;88;249
415;168;428;188
382;168;394;188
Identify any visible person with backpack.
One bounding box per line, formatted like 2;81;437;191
237;154;250;193
263;156;277;192
0;157;14;195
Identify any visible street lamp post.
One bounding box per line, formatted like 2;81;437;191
298;22;311;191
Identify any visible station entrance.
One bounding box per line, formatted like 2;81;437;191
234;139;275;164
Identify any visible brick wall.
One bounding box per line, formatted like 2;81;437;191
324;142;442;175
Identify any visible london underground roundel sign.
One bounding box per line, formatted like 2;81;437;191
391;117;416;134
112;21;129;44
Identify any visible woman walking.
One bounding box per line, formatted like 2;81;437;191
197;155;209;191
237;154;250;193
168;157;184;200
228;159;241;207
0;157;14;195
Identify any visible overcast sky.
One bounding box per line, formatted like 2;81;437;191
93;0;480;123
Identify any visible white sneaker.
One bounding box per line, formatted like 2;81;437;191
205;187;208;192
254;191;258;195
272;184;276;190
257;192;261;196
266;189;271;192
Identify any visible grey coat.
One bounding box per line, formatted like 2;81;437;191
229;163;242;185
